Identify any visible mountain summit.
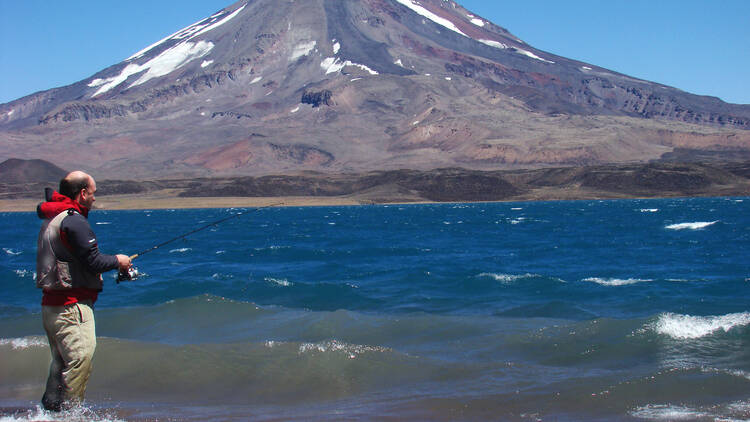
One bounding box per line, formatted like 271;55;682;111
1;0;749;179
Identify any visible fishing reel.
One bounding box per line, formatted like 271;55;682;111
116;267;140;283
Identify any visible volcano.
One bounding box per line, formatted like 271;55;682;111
1;0;749;179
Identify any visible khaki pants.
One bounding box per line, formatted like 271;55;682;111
41;301;96;411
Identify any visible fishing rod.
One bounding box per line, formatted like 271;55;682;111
117;203;282;282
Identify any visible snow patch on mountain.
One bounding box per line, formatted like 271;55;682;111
321;57;378;75
290;41;317;61
90;41;215;96
516;48;555;64
126;4;246;61
478;39;508;49
186;4;246;40
395;0;553;63
395;0;467;37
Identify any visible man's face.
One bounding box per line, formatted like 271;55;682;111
79;177;97;209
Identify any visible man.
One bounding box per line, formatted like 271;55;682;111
35;171;131;411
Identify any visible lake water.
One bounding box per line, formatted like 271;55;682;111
1;197;749;421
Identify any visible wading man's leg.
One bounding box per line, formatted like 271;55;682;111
41;302;96;411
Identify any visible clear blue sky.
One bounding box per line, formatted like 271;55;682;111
1;0;748;105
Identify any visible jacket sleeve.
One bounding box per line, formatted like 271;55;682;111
61;213;120;273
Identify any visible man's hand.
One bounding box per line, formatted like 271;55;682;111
115;254;132;272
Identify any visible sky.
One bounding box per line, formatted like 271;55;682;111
1;0;748;105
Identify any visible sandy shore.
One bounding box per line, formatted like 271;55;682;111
0;193;382;212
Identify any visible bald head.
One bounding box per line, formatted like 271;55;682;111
59;171;94;200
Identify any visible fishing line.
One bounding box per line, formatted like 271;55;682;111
118;203;282;282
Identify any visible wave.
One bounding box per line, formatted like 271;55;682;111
0;336;436;408
631;399;750;421
12;269;34;279
168;247;192;253
630;404;709;420
478;272;540;283
253;245;290;251
665;221;718;230
0;336;47;350
653;312;750;339
582;277;651;286
3;248;22;256
294;339;391;359
581;277;654;287
639;208;659;213
264;277;292;287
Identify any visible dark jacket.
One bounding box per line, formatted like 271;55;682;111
36;190;119;305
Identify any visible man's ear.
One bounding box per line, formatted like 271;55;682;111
76;188;87;204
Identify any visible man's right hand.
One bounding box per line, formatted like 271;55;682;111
116;254;132;272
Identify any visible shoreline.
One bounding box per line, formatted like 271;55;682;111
2;190;746;213
0;195;368;213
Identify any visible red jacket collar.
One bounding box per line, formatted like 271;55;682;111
37;191;89;219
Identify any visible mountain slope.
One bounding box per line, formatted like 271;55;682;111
1;0;749;179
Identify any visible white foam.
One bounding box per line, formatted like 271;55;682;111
290;106;300;113
13;269;34;279
3;247;22;256
702;367;750;381
479;273;538;283
640;208;659;213
169;248;192;253
298;340;390;359
583;277;651;286
665;221;718;230
332;41;340;54
95;222;111;225
200;59;214;68
265;277;292;287
630;404;708;420
0;404;126;422
654;312;750;339
250;76;263;84
0;336;47;350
